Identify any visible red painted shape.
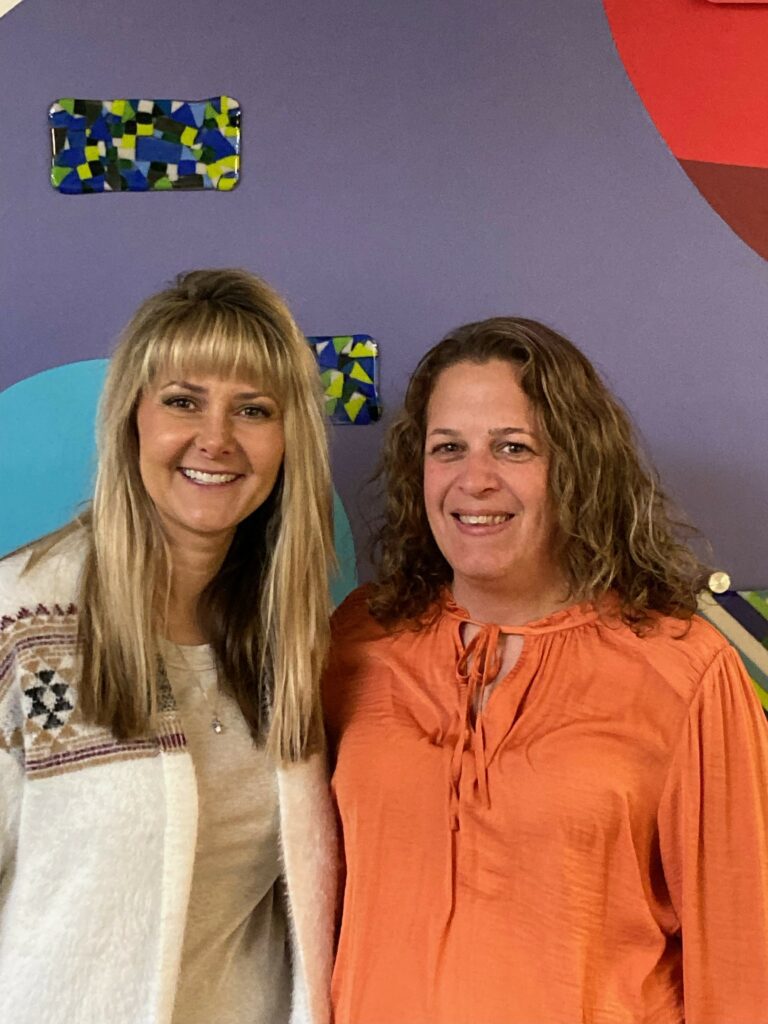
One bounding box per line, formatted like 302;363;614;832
603;0;768;167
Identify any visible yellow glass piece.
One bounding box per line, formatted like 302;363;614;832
76;163;93;180
217;177;237;191
349;341;376;358
112;99;126;116
324;370;344;398
181;126;198;146
349;362;373;386
136;123;153;136
85;145;100;161
344;393;366;421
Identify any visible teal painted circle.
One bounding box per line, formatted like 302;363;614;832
0;360;357;605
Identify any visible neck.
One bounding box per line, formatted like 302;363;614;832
161;532;232;644
452;572;571;627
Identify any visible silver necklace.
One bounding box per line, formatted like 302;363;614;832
195;680;224;734
164;642;225;735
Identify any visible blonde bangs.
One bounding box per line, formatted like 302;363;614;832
137;306;291;403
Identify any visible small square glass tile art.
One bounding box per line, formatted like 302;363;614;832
49;96;241;193
307;334;382;424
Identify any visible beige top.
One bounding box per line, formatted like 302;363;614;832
162;641;290;1024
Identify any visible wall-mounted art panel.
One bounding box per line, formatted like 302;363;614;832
308;334;382;425
603;0;768;260
699;589;768;711
49;96;240;193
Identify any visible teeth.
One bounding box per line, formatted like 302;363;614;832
457;514;511;525
181;469;239;485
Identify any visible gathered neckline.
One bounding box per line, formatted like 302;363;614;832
441;590;607;635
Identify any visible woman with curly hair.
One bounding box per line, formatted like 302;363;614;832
324;318;768;1023
0;269;337;1024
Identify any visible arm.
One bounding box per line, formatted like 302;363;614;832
0;750;23;899
658;646;768;1023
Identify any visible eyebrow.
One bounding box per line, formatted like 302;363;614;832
426;426;535;438
160;380;275;401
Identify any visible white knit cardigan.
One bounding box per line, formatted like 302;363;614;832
0;537;338;1024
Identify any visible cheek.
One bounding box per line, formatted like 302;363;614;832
422;465;447;525
135;402;174;464
254;426;286;479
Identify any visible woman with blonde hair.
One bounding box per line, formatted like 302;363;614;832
0;269;337;1024
325;317;768;1023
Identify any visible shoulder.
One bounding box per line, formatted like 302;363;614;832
330;584;387;644
599;608;733;706
0;528;87;622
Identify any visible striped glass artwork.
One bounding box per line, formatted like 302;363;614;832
698;589;768;713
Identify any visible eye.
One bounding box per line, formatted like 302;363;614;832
499;441;533;457
428;441;464;456
239;403;275;419
162;395;197;411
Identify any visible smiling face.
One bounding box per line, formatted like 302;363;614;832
423;359;565;622
135;373;285;556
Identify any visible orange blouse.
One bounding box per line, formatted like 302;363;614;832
324;588;768;1024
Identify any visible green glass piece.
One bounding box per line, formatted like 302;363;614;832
50;165;71;186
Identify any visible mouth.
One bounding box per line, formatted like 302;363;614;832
452;512;513;526
179;468;242;486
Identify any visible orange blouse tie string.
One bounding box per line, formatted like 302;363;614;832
451;623;502;830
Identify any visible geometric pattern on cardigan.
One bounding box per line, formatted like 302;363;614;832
0;602;186;779
698;589;768;714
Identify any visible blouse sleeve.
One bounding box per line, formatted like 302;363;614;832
658;645;768;1023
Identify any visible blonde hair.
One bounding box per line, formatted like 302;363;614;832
371;317;709;631
45;269;333;762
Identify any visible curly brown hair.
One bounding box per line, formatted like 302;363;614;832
369;317;710;631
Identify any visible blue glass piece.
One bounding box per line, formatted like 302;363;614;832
88;116;112;143
317;347;341;369
67;129;87;150
122;167;148;190
188;101;207;126
56;148;84;168
169;103;197;127
49;109;74;128
136;137;183;163
59;172;84;194
198;129;236;158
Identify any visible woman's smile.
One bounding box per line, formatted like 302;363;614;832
135;373;285;552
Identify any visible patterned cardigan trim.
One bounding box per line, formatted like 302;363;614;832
0;601;187;780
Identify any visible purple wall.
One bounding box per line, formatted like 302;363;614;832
1;0;766;584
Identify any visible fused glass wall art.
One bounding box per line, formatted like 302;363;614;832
307;334;382;424
48;96;240;193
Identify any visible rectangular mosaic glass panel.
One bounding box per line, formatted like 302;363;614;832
48;96;240;193
307;334;382;424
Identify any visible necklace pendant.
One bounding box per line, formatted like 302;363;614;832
212;717;224;735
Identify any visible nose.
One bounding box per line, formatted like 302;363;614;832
459;449;500;495
195;410;235;458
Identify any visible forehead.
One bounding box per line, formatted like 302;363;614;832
149;370;277;395
427;359;534;425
